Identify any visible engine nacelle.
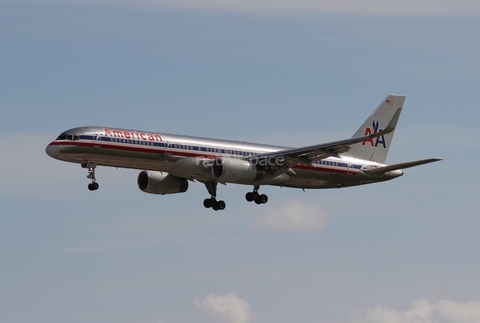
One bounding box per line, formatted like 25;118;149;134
211;158;264;183
137;171;188;195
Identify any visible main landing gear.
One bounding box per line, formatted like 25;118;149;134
84;162;99;191
245;186;268;205
202;183;268;211
203;181;226;211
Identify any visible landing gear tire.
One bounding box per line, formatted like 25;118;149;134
204;198;212;208
204;197;217;208
88;182;99;191
211;199;219;210
203;197;226;210
246;187;268;205
217;200;226;210
260;194;268;204
254;194;268;204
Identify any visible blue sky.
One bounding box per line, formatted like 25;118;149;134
1;1;480;322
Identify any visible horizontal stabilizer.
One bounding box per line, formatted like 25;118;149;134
364;158;443;175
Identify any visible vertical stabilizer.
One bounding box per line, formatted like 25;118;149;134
342;94;405;164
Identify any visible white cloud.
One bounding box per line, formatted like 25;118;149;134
252;200;326;232
353;299;480;323
194;293;256;323
59;0;480;16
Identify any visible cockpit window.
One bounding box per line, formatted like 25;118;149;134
56;132;79;140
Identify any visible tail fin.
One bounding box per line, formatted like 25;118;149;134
342;94;405;164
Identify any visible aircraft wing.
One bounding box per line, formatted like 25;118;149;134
250;107;401;167
249;123;395;167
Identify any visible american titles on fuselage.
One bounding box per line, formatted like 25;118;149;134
104;128;163;142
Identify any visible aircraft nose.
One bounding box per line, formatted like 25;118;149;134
45;144;59;158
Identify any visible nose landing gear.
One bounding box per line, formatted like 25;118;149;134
83;162;99;191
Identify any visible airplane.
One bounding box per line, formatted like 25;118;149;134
45;94;441;211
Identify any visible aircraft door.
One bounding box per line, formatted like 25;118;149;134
347;162;354;175
164;136;172;156
94;132;102;148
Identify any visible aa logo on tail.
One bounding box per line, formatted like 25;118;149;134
362;120;386;148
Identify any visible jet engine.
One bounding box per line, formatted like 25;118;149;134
211;158;264;183
137;171;188;195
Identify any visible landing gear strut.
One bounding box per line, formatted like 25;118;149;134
245;186;268;205
83;162;99;191
203;181;226;211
